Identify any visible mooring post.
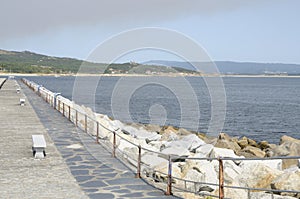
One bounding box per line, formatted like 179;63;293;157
62;102;65;116
165;155;173;196
218;157;224;199
96;121;99;144
112;132;116;158
136;145;142;178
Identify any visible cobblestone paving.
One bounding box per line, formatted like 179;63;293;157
20;80;180;199
0;79;88;199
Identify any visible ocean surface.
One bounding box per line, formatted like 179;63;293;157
22;76;300;144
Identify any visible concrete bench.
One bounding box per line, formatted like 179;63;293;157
32;135;46;158
20;98;25;106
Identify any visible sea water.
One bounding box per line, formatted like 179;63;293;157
24;76;300;143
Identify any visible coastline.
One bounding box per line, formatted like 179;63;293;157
2;72;300;78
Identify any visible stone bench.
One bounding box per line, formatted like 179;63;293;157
19;98;25;106
32;135;46;158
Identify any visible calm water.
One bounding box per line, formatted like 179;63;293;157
23;76;300;143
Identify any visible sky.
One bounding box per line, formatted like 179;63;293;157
1;0;300;64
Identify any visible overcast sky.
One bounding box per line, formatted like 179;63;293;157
1;0;300;64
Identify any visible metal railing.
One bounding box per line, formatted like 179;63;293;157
21;78;300;199
0;78;7;89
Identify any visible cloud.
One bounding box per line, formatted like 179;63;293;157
0;0;258;40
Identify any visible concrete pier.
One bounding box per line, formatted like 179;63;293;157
0;79;179;199
0;79;88;198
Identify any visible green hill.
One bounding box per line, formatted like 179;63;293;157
0;49;198;75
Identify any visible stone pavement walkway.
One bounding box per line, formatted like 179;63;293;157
0;79;88;199
20;80;180;199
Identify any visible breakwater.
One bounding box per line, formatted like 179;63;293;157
0;78;88;198
22;78;300;199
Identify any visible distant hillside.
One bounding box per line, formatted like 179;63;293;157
144;60;300;75
0;50;86;74
4;49;299;75
0;49;198;74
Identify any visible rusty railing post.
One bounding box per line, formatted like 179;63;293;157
112;132;116;158
75;110;78;127
96;121;99;144
165;155;173;195
54;98;56;109
218;157;224;199
58;100;60;112
68;105;71;121
136;145;141;178
54;97;56;110
85;115;87;133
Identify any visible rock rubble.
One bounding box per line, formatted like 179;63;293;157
71;104;300;199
